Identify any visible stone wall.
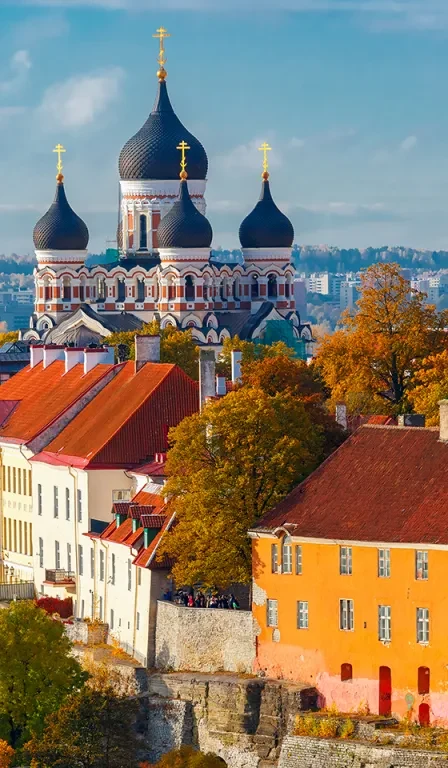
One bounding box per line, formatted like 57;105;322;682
155;601;256;674
278;736;448;767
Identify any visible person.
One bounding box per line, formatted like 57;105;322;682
187;593;194;607
229;593;240;609
162;588;172;601
209;595;218;608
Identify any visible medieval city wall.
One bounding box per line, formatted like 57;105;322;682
155;601;256;674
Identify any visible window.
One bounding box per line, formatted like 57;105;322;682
295;545;303;575
117;279;125;302
138;568;142;586
137;279;145;302
23;522;28;555
90;547;95;579
2;466;5;491
268;274;278;298
97;277;106;301
99;596;103;621
271;544;278;573
417;608;429;644
28;470;31;496
80;600;85;619
22;468;27;496
339;599;354;631
77;489;83;522
378;605;391;642
251;275;259;298
128;559;132;591
12;468;16;494
139;214;148;249
7;466;10;492
110;609;114;630
341;663;352;682
38;537;44;568
111;553;116;585
185;275;195;301
53;486;59;518
340;546;352;575
297;601;309;629
112;489;131;502
136;612;140;631
17;468;21;495
416;551;428;580
78;545;83;576
67;543;72;573
65;488;70;520
55;540;60;569
37;484;42;516
378;548;390;578
267;599;278;627
19;522;22;553
281;536;293;574
99;550;105;582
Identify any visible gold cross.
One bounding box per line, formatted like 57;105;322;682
53;143;66;175
258;142;272;175
177;140;190;179
153;26;171;68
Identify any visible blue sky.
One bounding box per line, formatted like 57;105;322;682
1;0;448;254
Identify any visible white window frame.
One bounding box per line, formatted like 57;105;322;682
295;545;303;575
417;607;429;644
340;546;352;576
78;544;83;576
416;551;428;581
281;536;293;574
65;487;70;520
77;489;83;523
378;548;391;578
339;598;354;631
38;537;44;568
111;553;116;585
297;600;309;629
37;484;42;516
55;540;60;569
128;559;132;591
67;542;72;573
90;547;95;579
53;486;59;518
378;605;391;641
99;550;105;582
267;599;278;627
271;543;278;574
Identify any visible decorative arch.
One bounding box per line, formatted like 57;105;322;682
219;329;231;341
205;328;218;344
62;275;71;302
267;273;278;299
204;313;218;329
36;315;56;332
160;314;179;329
251;274;259;299
181;313;202;329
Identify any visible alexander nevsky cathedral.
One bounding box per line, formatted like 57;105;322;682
24;29;312;352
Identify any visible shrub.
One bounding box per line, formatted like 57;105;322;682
294;714;320;737
36;596;73;619
319;717;339;739
339;719;355;739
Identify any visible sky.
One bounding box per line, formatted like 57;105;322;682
1;0;448;254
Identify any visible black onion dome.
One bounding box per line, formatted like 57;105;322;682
33;181;89;251
158;179;212;249
239;179;294;249
118;80;208;181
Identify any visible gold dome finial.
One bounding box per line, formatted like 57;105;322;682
258;141;272;180
53;143;66;183
153;26;171;81
177;140;190;180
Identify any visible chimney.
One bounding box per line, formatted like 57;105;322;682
43;345;65;369
30;344;44;369
199;349;216;410
231;350;242;384
335;403;348;431
439;400;448;442
135;334;160;372
64;347;84;374
216;376;226;396
83;346;114;374
398;414;425;428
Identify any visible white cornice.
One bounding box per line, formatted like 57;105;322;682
35;250;87;265
159;247;211;263
242;247;292;262
120;179;206;197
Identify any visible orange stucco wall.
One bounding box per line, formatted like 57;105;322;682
252;536;448;724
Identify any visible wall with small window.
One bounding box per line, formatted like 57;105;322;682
0;443;34;574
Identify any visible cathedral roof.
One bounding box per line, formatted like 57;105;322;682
239;178;294;249
33;177;89;251
118;80;208;181
157;179;213;249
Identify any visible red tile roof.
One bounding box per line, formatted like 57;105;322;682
367;415;397;425
33;362;198;468
0;362;115;444
132;459;167;477
133;513;174;569
132;490;166;513
99;518;144;547
256;425;448;545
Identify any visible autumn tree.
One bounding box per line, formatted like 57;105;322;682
408;349;448;425
159;387;323;585
0;741;14;768
0;331;19;346
216;335;295;378
0;601;87;747
315;263;448;414
148;746;227;768
107;320;199;379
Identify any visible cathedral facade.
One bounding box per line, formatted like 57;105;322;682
25;31;312;351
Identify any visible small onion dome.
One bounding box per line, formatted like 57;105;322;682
33;177;89;251
157;179;212;249
239;178;294;249
118;80;208;181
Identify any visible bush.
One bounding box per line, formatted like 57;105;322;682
319;717;339;738
36;596;73;619
339;719;355;739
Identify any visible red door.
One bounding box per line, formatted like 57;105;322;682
418;667;430;695
379;666;392;716
419;702;430;726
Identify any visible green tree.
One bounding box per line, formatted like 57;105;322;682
0;601;87;748
216;335;295;378
159;387;323;586
146;746;227;768
107;321;199;380
25;682;140;768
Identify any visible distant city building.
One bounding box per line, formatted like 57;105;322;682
339;279;360;310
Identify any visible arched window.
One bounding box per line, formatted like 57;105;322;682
117;278;125;302
97;277;106;301
137;279;145;303
203;279;209;301
341;663;353;682
281;535;292;574
44;279;51;302
167;278;176;301
79;280;85;303
285;280;291;299
220;278;227;302
185;275;195;301
233;277;240;301
251;275;259;299
62;277;71;302
139;214;148;250
268;274;278;299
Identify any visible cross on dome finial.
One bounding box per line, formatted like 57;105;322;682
53;143;66;183
153;26;171;81
258;141;272;180
177;140;190;180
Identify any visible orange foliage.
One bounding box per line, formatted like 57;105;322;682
0;740;14;768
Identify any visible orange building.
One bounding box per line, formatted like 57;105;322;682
250;410;448;725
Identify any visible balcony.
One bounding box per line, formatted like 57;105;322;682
44;569;75;585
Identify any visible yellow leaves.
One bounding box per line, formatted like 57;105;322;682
0;741;14;768
107;322;199;379
408;350;448;426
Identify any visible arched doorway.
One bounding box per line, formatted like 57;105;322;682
185;275;195;301
341;663;352;682
268;274;278;299
379;666;392;716
251;275;259;299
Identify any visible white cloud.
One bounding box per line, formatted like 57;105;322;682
0;107;27;122
0;49;31;94
37;67;124;129
216;137;283;174
400;135;418;152
290;137;306;148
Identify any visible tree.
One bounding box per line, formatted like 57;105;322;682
0;741;14;768
146;746;227;768
25;681;140;768
159;387;323;586
315;263;448;414
408;350;448;425
0;601;87;748
216;335;295;378
107;321;199;380
0;331;19;346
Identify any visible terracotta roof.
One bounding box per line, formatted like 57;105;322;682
133;513;174;569
132;490;166;513
0;361;115;444
132;458;167;477
255;425;448;545
99;518;144;547
367;415;397;425
140;514;166;528
33;362;198;468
